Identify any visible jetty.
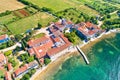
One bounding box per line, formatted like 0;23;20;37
76;45;90;64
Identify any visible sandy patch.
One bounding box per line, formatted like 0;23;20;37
0;0;25;13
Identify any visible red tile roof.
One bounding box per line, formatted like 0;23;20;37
39;58;44;65
86;22;93;28
0;34;7;40
28;36;53;59
14;65;27;77
47;35;71;57
27;36;51;47
52;37;61;43
32;47;46;58
0;53;6;63
77;22;100;37
7;63;12;71
28;48;35;56
5;72;12;80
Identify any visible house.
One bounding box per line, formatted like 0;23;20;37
27;36;54;59
48;19;73;34
0;53;7;67
0;34;10;44
5;72;12;80
7;63;13;72
27;61;39;69
13;65;28;78
75;22;101;41
13;61;38;79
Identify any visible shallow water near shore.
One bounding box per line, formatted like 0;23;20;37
46;32;120;80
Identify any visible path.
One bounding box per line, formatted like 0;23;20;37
76;45;89;64
0;42;21;52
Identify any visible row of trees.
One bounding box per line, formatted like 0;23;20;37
0;40;14;49
55;8;98;24
85;1;117;15
102;18;120;29
18;0;53;13
18;53;35;63
0;10;11;17
20;69;36;80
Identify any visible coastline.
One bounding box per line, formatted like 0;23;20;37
31;29;119;80
33;52;79;80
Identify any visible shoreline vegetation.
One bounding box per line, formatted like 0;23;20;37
31;29;119;80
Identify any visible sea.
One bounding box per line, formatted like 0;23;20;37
48;32;120;80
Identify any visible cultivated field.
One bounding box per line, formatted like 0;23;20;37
0;0;25;13
24;0;99;15
7;12;55;34
24;0;73;12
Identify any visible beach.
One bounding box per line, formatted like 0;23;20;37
32;30;118;80
33;52;79;80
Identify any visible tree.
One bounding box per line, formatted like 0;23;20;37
15;34;23;41
7;40;14;47
107;14;111;18
19;53;35;63
37;23;42;29
44;58;51;65
21;74;30;80
4;50;12;56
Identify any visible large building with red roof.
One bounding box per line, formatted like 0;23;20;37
27;34;71;60
27;36;54;59
27;19;72;61
47;34;71;57
75;22;102;41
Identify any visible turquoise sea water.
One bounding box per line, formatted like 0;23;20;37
50;33;120;80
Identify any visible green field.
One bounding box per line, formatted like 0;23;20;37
0;13;17;24
24;0;98;15
7;12;55;34
24;0;73;12
0;70;4;80
32;33;45;39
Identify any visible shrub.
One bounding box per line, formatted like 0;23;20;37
4;50;12;56
44;58;51;65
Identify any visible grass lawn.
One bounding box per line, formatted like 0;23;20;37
32;33;45;39
24;0;99;16
64;0;99;16
0;70;4;80
25;0;73;12
7;12;55;34
0;13;17;24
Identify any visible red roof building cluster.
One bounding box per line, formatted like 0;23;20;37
27;19;72;62
49;19;73;34
27;33;71;59
28;36;54;59
76;22;101;38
